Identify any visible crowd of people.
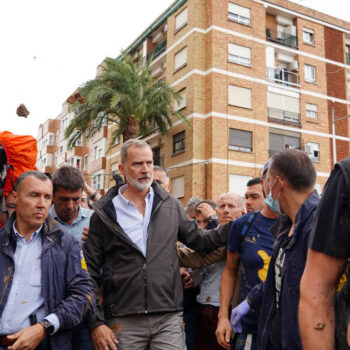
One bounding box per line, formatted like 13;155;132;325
0;138;349;350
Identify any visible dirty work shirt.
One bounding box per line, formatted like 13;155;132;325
227;213;275;334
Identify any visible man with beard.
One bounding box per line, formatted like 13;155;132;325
49;166;94;350
84;139;230;350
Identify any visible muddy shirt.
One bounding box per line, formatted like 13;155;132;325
228;212;275;334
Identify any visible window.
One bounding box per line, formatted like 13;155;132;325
172;176;185;198
84;154;88;171
305;142;320;162
306;103;318;119
305;64;316;83
174;47;187;72
267;91;300;123
174;88;186;111
59;146;63;154
229;128;252;152
229;174;252;197
94;146;98;160
48;134;54;146
93;173;104;190
228;43;251;66
228;85;252;109
98;148;103;159
228;3;250;26
175;7;188;32
269;132;300;156
153;147;161;166
173;131;185;154
303;28;314;45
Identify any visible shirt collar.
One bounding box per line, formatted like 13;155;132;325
49;204;87;225
12;220;42;241
118;184;154;206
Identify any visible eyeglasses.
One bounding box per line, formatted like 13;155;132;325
81;198;88;203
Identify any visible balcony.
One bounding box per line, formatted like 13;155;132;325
268;107;301;126
346;53;350;65
266;67;300;87
147;39;167;62
266;28;298;49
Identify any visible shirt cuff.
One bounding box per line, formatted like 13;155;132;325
45;313;60;334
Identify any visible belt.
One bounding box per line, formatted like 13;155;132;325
0;335;14;347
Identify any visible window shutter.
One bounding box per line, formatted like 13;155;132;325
229;85;252;108
174;47;187;70
228;3;250;18
175;8;188;30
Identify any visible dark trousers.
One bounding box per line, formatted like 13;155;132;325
195;303;226;350
72;320;94;350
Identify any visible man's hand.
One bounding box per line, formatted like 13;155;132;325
8;323;45;350
82;226;89;242
91;324;118;350
216;316;232;349
196;203;216;220
180;267;193;289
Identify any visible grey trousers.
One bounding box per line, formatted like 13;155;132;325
106;311;186;350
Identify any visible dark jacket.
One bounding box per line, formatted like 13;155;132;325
0;214;94;350
248;190;320;350
84;182;230;330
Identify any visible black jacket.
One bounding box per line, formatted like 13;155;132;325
84;182;230;330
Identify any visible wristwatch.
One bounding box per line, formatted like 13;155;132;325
40;319;55;335
206;214;218;223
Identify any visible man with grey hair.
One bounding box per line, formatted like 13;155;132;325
153;165;170;193
84;139;230;350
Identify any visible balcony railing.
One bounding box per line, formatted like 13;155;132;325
268;107;301;126
266;28;298;49
147;39;167;61
266;67;300;87
346;52;350;65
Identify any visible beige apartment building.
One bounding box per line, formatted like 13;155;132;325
37;0;350;205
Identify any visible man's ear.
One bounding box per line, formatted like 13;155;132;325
118;163;125;177
11;191;19;205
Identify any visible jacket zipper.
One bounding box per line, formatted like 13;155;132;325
143;263;148;313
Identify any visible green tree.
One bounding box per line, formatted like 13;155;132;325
65;54;186;149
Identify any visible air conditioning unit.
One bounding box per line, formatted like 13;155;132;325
289;60;299;71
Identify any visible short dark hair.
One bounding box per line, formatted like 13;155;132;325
269;149;316;191
52;166;84;194
195;199;216;215
15;171;50;192
247;178;261;187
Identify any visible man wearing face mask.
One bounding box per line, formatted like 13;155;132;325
216;162;278;350
229;149;319;350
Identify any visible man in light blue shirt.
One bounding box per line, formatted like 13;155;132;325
0;171;93;350
49;166;94;350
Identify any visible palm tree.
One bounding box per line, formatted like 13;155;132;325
65;54;187;149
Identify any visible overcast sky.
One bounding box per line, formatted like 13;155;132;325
1;0;350;138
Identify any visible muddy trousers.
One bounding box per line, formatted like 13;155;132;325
106;311;186;350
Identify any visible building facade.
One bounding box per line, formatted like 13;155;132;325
37;0;350;205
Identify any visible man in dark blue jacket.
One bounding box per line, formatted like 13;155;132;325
230;149;319;350
0;171;93;350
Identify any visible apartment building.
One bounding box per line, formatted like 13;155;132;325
36;100;108;193
37;0;350;205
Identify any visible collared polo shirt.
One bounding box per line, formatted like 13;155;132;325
112;184;154;257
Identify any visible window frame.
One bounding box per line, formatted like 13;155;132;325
228;85;252;109
175;7;188;33
306;103;318;119
228;2;251;26
303;28;314;45
228;43;251;67
172;130;186;155
174;46;187;73
305;64;316;83
174;87;186;111
229;128;253;153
